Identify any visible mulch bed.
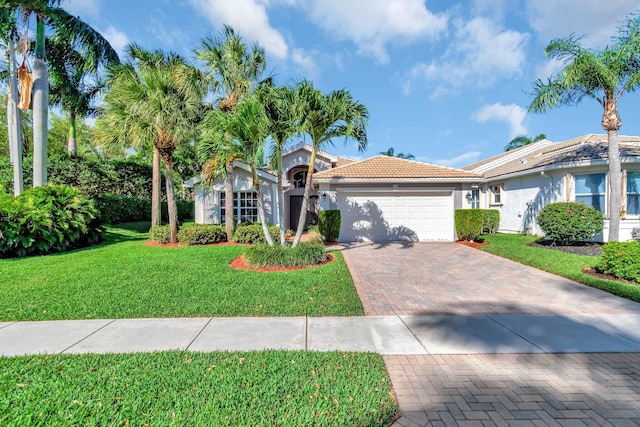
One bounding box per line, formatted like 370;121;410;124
456;240;488;248
528;240;603;256
230;253;334;272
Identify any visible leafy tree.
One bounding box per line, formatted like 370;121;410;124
48;111;94;156
292;80;368;247
379;147;415;159
97;44;207;243
529;14;640;241
504;133;547;151
195;25;268;241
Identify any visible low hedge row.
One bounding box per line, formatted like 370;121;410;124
94;194;194;224
243;242;328;268
454;209;500;241
232;223;280;244
148;223;279;246
596;242;640;283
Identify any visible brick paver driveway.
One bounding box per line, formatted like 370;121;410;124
341;242;640;316
340;242;640;426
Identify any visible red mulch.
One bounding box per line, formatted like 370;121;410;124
582;267;639;286
230;253;334;273
456;240;488;248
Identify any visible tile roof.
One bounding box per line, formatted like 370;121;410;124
465;134;640;179
335;157;356;167
313;155;482;180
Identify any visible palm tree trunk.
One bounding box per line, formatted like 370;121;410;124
7;39;23;196
277;160;286;246
151;146;161;226
32;17;48;187
291;146;316;248
67;112;77;154
225;160;234;241
252;168;274;246
162;156;179;243
607;129;622;241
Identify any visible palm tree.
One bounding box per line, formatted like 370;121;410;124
256;84;299;245
97;44;207;243
199;96;274;245
47;35;118;154
504;133;547;151
5;0;119;186
529;14;640;242
292;80;369;247
195;25;268;241
379;147;415;159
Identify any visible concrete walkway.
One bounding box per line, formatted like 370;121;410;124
3;313;640;357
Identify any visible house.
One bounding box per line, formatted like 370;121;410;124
462;134;640;241
185;134;640;242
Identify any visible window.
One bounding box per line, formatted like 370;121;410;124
489;184;503;205
293;170;308;188
627;171;640;215
471;189;480;209
220;191;258;223
575;173;606;212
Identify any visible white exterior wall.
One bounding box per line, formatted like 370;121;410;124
193;167;278;225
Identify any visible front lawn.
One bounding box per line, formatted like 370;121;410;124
0;223;364;321
480;233;640;303
0;350;397;426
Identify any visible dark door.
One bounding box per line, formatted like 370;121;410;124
290;195;303;230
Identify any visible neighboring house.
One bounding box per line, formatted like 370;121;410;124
185;134;640;242
462;134;640;241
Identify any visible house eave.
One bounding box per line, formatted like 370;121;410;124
313;177;483;185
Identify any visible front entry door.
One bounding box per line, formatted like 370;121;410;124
290;195;303;231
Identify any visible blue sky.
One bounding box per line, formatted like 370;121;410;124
65;0;640;167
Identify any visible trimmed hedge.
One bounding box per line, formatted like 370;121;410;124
482;209;500;234
243;242;329;268
0;184;104;258
148;225;171;244
94;194;194;224
454;209;500;241
537;202;604;245
596;242;640;282
177;224;226;245
318;210;341;242
233;223;280;244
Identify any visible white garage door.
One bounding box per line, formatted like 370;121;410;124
336;191;454;242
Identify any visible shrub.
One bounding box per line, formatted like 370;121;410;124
318;210;341;242
0;185;104;258
148;225;171;244
537;202;604;245
93;195;195;225
596;242;640;282
244;242;329;268
233;223;279;244
454;209;484;241
177;224;226;245
482;209;500;234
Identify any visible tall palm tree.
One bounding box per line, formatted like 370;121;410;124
97;44;207;243
195;25;268;241
529;14;640;242
256;84;299;245
379;147;415;159
5;0;119;186
47;35;118;154
292;80;369;247
199;96;274;245
504;133;547;151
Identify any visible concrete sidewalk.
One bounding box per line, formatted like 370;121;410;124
3;313;640;357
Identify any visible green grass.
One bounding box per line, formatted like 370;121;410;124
0;350;397;426
480;233;640;303
0;223;364;321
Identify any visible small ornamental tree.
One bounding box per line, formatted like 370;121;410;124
537;202;604;245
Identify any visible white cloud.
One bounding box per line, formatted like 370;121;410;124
298;0;447;63
406;17;528;96
535;58;564;81
188;0;289;59
291;48;320;80
525;0;639;48
426;151;482;167
102;26;129;57
64;0;101;18
473;103;528;139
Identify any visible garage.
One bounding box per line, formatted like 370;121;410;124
336;191;454;242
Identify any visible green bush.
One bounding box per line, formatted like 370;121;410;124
482;209;500;234
537;202;604;245
454;209;484;241
233;223;279;244
177;224;226;245
93;195;194;225
596;242;640;282
318;210;341;242
244;242;329;268
0;185;104;258
148;225;171;244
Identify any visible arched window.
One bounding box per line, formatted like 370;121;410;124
293;170;308;188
